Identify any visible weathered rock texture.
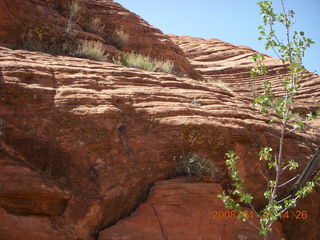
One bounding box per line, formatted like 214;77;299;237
0;1;319;240
170;35;320;114
0;140;70;216
0;44;319;239
99;178;284;240
0;0;201;79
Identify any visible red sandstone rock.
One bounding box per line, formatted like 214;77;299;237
0;44;319;239
0;1;319;240
0;140;70;216
0;207;74;240
170;35;320;114
99;178;284;240
0;0;201;79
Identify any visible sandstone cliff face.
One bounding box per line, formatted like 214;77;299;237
0;0;201;79
170;35;320;114
1;45;319;240
0;1;319;240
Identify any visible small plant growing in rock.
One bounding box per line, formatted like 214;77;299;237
110;28;129;49
174;154;217;179
74;40;107;61
65;0;82;36
213;81;235;95
85;16;105;35
19;30;45;52
117;52;174;74
305;110;320;120
218;1;319;239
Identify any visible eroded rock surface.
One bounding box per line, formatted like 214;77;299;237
0;1;319;240
0;207;74;240
0;45;319;239
0;0;201;79
99;178;284;240
170;35;320;114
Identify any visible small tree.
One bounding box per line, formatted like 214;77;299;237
218;0;318;239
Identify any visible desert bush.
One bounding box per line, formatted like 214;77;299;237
118;52;173;73
17;27;68;55
85;16;105;34
174;154;217;178
74;40;107;61
110;28;129;49
65;0;82;36
20;39;45;52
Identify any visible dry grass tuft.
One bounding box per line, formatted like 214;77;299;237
74;40;107;61
116;52;173;73
110;28;129;49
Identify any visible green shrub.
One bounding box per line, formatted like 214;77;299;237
118;52;173;73
173;154;217;178
110;28;129;49
74;40;107;61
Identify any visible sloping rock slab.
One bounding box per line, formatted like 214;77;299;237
99;178;284;240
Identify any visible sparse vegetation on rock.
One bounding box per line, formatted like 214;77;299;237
0;0;319;239
173;154;217;179
85;16;105;34
213;81;235;95
110;28;129;49
116;52;174;73
65;0;82;36
74;40;107;61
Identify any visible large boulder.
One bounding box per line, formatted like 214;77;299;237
99;178;284;240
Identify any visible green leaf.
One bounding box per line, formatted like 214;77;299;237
294;120;304;130
259;147;273;161
240;193;253;204
264;190;271;199
268;161;276;169
269;180;276;187
288;160;298;170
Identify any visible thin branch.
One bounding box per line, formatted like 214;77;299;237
247;219;260;231
284;128;296;136
260;169;269;183
269;23;283;47
249;203;260;218
280;164;290;173
270;44;283;61
279;196;300;215
277;194;292;204
278;175;299;188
